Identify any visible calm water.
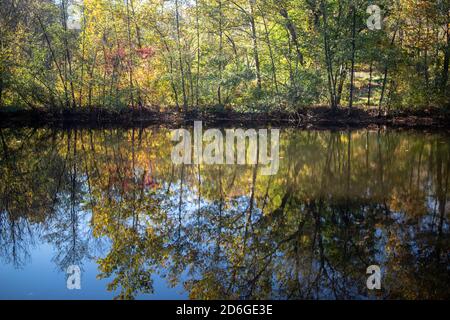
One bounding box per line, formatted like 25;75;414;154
0;127;448;300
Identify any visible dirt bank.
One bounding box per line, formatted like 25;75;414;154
0;107;448;130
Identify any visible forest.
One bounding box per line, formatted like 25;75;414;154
0;0;449;302
0;0;448;117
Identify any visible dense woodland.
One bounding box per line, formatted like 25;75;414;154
1;0;449;301
0;0;448;114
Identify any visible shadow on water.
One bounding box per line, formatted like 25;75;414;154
0;127;448;299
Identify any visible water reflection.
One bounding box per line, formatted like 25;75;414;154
0;127;448;300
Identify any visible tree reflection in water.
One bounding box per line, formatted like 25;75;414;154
0;127;448;299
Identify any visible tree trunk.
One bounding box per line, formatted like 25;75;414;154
61;0;77;109
154;25;180;110
87;50;98;110
195;0;201;107
279;7;304;66
260;9;279;95
348;5;356;110
441;10;449;92
130;0;143;109
367;61;373;106
379;29;398;115
320;0;337;110
249;0;262;94
79;10;86;108
125;0;135;109
218;0;224;106
36;14;69;109
336;63;347;107
175;0;188;112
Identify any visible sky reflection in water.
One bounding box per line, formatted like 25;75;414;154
0;127;448;300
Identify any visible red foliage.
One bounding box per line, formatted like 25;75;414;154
105;45;127;71
136;47;155;60
104;45;155;72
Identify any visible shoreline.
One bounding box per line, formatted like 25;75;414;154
1;107;449;130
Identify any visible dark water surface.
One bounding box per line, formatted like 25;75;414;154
0;127;448;300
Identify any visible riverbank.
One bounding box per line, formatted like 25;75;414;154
0;106;449;130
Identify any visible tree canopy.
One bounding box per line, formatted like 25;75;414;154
0;0;448;112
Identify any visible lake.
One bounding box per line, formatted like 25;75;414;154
0;127;448;300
